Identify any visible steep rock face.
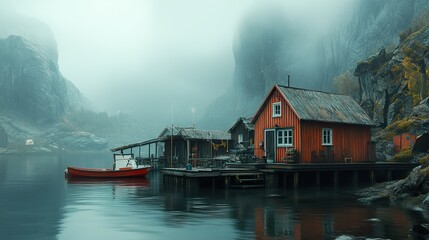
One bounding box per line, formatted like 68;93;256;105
353;48;411;127
325;0;429;86
0;35;67;123
354;25;429;161
0;11;58;64
355;26;429;127
233;9;289;109
0;34;99;149
200;9;291;129
0;35;89;122
201;1;429;130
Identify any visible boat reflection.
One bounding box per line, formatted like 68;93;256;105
66;177;150;187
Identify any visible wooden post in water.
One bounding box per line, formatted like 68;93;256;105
212;177;215;190
370;170;375;185
334;171;338;189
316;171;320;188
283;173;287;188
353;171;359;187
293;172;299;189
272;173;278;188
387;169;392;181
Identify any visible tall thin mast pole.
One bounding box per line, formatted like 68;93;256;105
170;124;173;167
170;104;173;168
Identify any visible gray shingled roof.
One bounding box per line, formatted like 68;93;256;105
160;127;231;140
180;128;231;140
242;118;255;130
277;86;374;125
228;117;254;133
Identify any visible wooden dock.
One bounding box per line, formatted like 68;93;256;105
162;167;265;189
161;162;418;190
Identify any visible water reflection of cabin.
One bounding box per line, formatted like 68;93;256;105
252;84;375;163
159;127;231;166
228;117;254;149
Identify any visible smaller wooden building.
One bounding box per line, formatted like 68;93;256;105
228;117;254;149
393;133;417;153
252;85;374;163
159;126;231;166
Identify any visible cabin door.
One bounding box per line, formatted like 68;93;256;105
264;129;275;161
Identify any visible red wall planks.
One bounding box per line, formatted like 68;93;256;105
253;86;372;163
300;122;371;163
253;88;301;161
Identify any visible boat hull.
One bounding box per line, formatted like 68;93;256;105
65;166;151;178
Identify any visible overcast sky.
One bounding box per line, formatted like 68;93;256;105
2;0;348;127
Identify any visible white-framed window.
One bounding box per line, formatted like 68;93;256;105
277;129;293;147
322;128;333;146
272;102;281;117
238;134;244;144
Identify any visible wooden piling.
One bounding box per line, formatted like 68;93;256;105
293;172;299;189
316;171;320;188
353;171;358;187
334;171;338;189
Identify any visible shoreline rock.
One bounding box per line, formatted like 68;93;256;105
357;163;429;209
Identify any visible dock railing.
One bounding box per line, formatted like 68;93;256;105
188;158;229;168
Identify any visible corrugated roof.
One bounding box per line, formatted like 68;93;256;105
179;128;231;140
159;126;231;140
277;86;374;125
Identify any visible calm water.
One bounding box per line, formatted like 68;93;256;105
0;153;427;240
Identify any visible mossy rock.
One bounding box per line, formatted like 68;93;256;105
389;146;413;162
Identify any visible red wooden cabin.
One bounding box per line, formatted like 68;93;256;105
252;85;374;163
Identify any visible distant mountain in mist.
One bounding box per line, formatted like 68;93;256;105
0;13;111;151
200;0;429;130
0;33;105;150
0;35;88;122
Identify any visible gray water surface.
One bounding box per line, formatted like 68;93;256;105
0;153;426;239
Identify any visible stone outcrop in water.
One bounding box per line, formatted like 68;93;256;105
357;160;429;209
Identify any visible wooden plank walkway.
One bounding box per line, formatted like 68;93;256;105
262;162;418;172
161;162;419;189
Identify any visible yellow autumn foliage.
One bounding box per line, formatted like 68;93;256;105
402;57;428;105
390;146;413;162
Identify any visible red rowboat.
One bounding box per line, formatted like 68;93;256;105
65;166;151;178
65;153;151;178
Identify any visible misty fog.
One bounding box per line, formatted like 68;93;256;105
1;0;350;133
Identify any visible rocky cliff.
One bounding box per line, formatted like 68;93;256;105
200;0;429;130
0;11;113;152
0;35;88;123
0;34;107;151
353;23;429;160
325;0;429;84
